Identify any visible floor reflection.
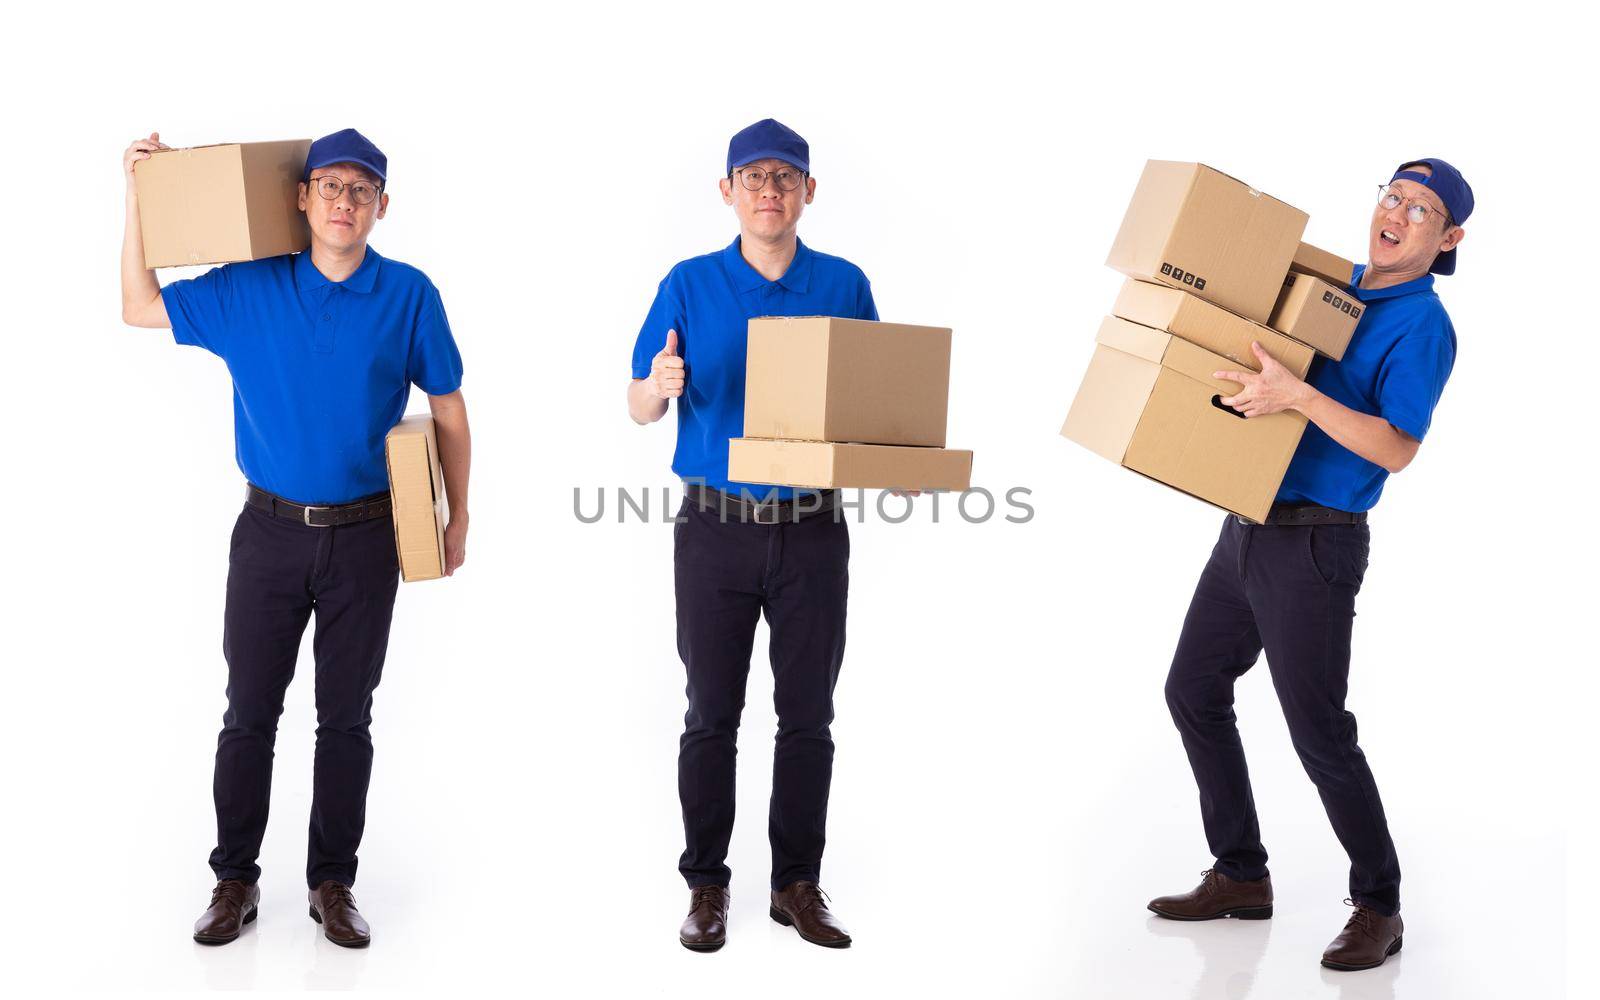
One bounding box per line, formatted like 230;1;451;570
1146;914;1272;1000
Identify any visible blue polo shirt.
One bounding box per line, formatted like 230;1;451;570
1276;265;1456;512
631;236;878;501
161;248;463;505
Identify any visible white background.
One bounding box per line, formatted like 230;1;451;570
3;2;1593;997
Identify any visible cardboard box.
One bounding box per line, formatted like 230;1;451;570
1268;272;1362;361
384;415;447;583
1291;241;1354;289
1112;279;1314;379
729;438;973;492
1060;317;1307;523
134;140;312;268
1106;161;1308;323
743;316;951;447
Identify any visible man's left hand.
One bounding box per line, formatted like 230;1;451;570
444;515;468;576
1215;342;1316;418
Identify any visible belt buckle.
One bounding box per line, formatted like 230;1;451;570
752;499;782;525
302;504;329;527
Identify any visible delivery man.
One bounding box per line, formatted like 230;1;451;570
120;128;471;948
1147;160;1471;972
629;119;876;952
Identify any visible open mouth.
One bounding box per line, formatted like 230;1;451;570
1380;230;1401;247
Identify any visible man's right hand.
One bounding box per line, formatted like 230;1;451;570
124;132;169;192
647;329;686;399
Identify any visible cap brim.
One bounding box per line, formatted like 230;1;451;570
1430;247;1457;275
728;148;808;173
304;156;387;182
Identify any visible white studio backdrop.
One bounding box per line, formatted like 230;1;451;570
2;2;1593;997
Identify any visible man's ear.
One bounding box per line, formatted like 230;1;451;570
376;190;389;220
297;181;308;212
719;176;735;205
804;174;816;205
1441;225;1465;253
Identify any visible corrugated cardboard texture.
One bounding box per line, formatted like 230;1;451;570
135;140;311;268
743;317;951;446
729;438;972;491
385;415;446;583
1291;241;1354;289
1106;161;1308;324
1113;280;1314;378
1269;273;1360;361
1061;321;1306;522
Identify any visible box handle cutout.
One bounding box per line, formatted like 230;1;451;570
1211;395;1248;420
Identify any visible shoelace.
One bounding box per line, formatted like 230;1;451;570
690;885;725;913
1197;869;1219;896
1342;898;1375;932
792;884;832;914
210;879;247;909
326;884;357;910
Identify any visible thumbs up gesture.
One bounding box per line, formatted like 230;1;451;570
648;329;686;400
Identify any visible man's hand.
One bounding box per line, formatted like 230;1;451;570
1215;342;1315;418
443;515;468;576
647;329;686;399
124;132;169;192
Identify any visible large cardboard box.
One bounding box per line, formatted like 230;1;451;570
1061;317;1307;523
1268;272;1361;361
134;140;312;268
384;415;447;583
1106;161;1308;323
729;438;973;491
1112;279;1314;379
1291;241;1354;289
743;316;951;447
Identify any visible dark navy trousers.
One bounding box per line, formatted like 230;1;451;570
673;499;850;891
1165;515;1401;915
209;502;399;889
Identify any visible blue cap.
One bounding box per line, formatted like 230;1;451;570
1391;158;1473;274
304;128;387;184
727;118;809;175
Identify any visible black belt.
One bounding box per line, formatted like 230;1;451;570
246;484;392;527
686;484;839;525
1241;503;1367;527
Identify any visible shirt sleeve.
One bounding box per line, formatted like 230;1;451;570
160;265;234;357
407;280;464;395
632;270;686;379
1375;331;1455;441
856;275;879;321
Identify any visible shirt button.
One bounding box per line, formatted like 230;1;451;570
323;314;331;321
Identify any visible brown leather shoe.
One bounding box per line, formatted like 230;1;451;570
679;885;730;952
308;880;371;948
1321;900;1403;971
1148;869;1274;921
193;879;261;944
770;881;851;948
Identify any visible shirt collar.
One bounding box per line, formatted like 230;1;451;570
1350;264;1435;302
722;236;813;294
294;246;382;295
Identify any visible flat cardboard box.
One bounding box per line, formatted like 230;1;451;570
1268;272;1362;361
385;415;447;583
744;316;951;447
1291;241;1354;289
1112;279;1314;379
1106;161;1308;324
134;140;312;268
1060;317;1306;523
729;438;973;492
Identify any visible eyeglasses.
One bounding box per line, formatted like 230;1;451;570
309;174;383;206
1376;184;1451;227
732;165;807;193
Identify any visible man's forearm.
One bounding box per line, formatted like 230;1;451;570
431;398;471;519
629;378;668;424
121;192;164;326
1299;390;1419;474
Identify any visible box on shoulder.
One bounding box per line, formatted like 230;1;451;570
1268;272;1361;361
1112;279;1314;379
729;438;973;492
1106;161;1308;324
743;316;951;447
1061;316;1306;523
1291;241;1354;289
134;140;312;269
385;415;447;583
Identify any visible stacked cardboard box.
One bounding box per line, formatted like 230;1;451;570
134;139;313;268
385;415;448;582
728;317;974;492
1062;161;1359;522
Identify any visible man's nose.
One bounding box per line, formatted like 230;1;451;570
1384;202;1409;227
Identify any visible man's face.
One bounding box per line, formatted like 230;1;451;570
298;162;388;253
720;158;815;241
1368;166;1463;277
